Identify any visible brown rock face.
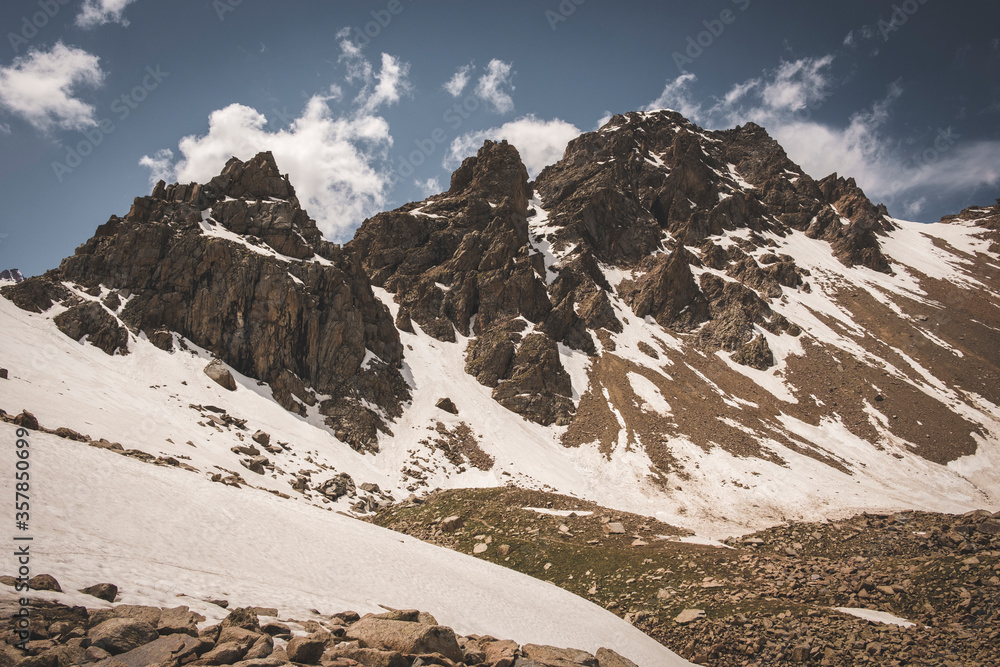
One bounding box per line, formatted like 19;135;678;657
2;152;407;453
52;301;130;356
351;140;579;425
620;248;708;330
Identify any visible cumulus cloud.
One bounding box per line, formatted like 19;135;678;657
415;177;441;196
446;114;580;177
76;0;138;28
444;64;473;97
138;148;174;183
141;97;393;240
337;29;412;113
140;33;420;240
646;58;1000;216
474;60;515;114
646;72;702;121
0;42;104;133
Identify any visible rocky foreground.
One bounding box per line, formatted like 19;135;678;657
0;580;640;667
371;489;1000;666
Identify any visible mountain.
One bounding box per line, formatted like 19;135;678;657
1;109;998;663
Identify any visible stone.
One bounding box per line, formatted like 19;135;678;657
200;641;247;665
602;523;625;535
521;644;598;666
435;398;459;415
113;605;162;628
12;410;39;430
204;359;237;391
0;368;7;379
473;543;488;554
242;635;273;661
157;606;200;636
88;618;160;655
329;645;408;667
345;617;464;663
284;636;325;664
673;609;705;624
111;633;204;667
316;473;356;500
28;574;62;592
147;328;174;352
439;516;463;532
595;647;639;667
220;608;260;632
251;431;270;447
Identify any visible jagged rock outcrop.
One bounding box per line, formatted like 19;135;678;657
1;152;407;453
53;301;130;356
351;140;577;425
0;269;24;283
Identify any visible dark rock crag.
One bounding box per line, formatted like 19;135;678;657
1;152;406;453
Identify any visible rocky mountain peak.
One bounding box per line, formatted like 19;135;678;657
449;139;530;216
3;152;406;453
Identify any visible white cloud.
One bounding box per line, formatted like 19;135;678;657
76;0;138;28
0;42;104;133
759;56;833;113
903;197;927;217
141;33;418;240
646;59;1000;216
336;29;412;113
361;53;411;113
141;96;394;241
0;123;10;135
138;148;174;183
474;60;515;114
444;64;473;97
446;114;581;178
645;72;702;121
415;177;441;196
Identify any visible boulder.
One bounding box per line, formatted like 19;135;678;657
521;644;598;667
28;574;62;592
157;606;200;636
12;410;39;430
199;641;247;665
220;607;260;632
346;617;463;663
316;473;356;500
328;645;408;667
113;605;162;628
204;359;237;391
88;618;160;655
80;583;118;603
111;633;204;667
595;647;639;667
284;636;324;664
435;398;459;415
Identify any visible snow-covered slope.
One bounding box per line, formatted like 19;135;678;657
0;422;690;666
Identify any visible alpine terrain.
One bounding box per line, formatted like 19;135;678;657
2;109;999;666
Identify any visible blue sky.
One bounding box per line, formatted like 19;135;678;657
1;0;998;277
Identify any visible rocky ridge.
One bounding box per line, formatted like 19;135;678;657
0;587;644;667
1;153;406;453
